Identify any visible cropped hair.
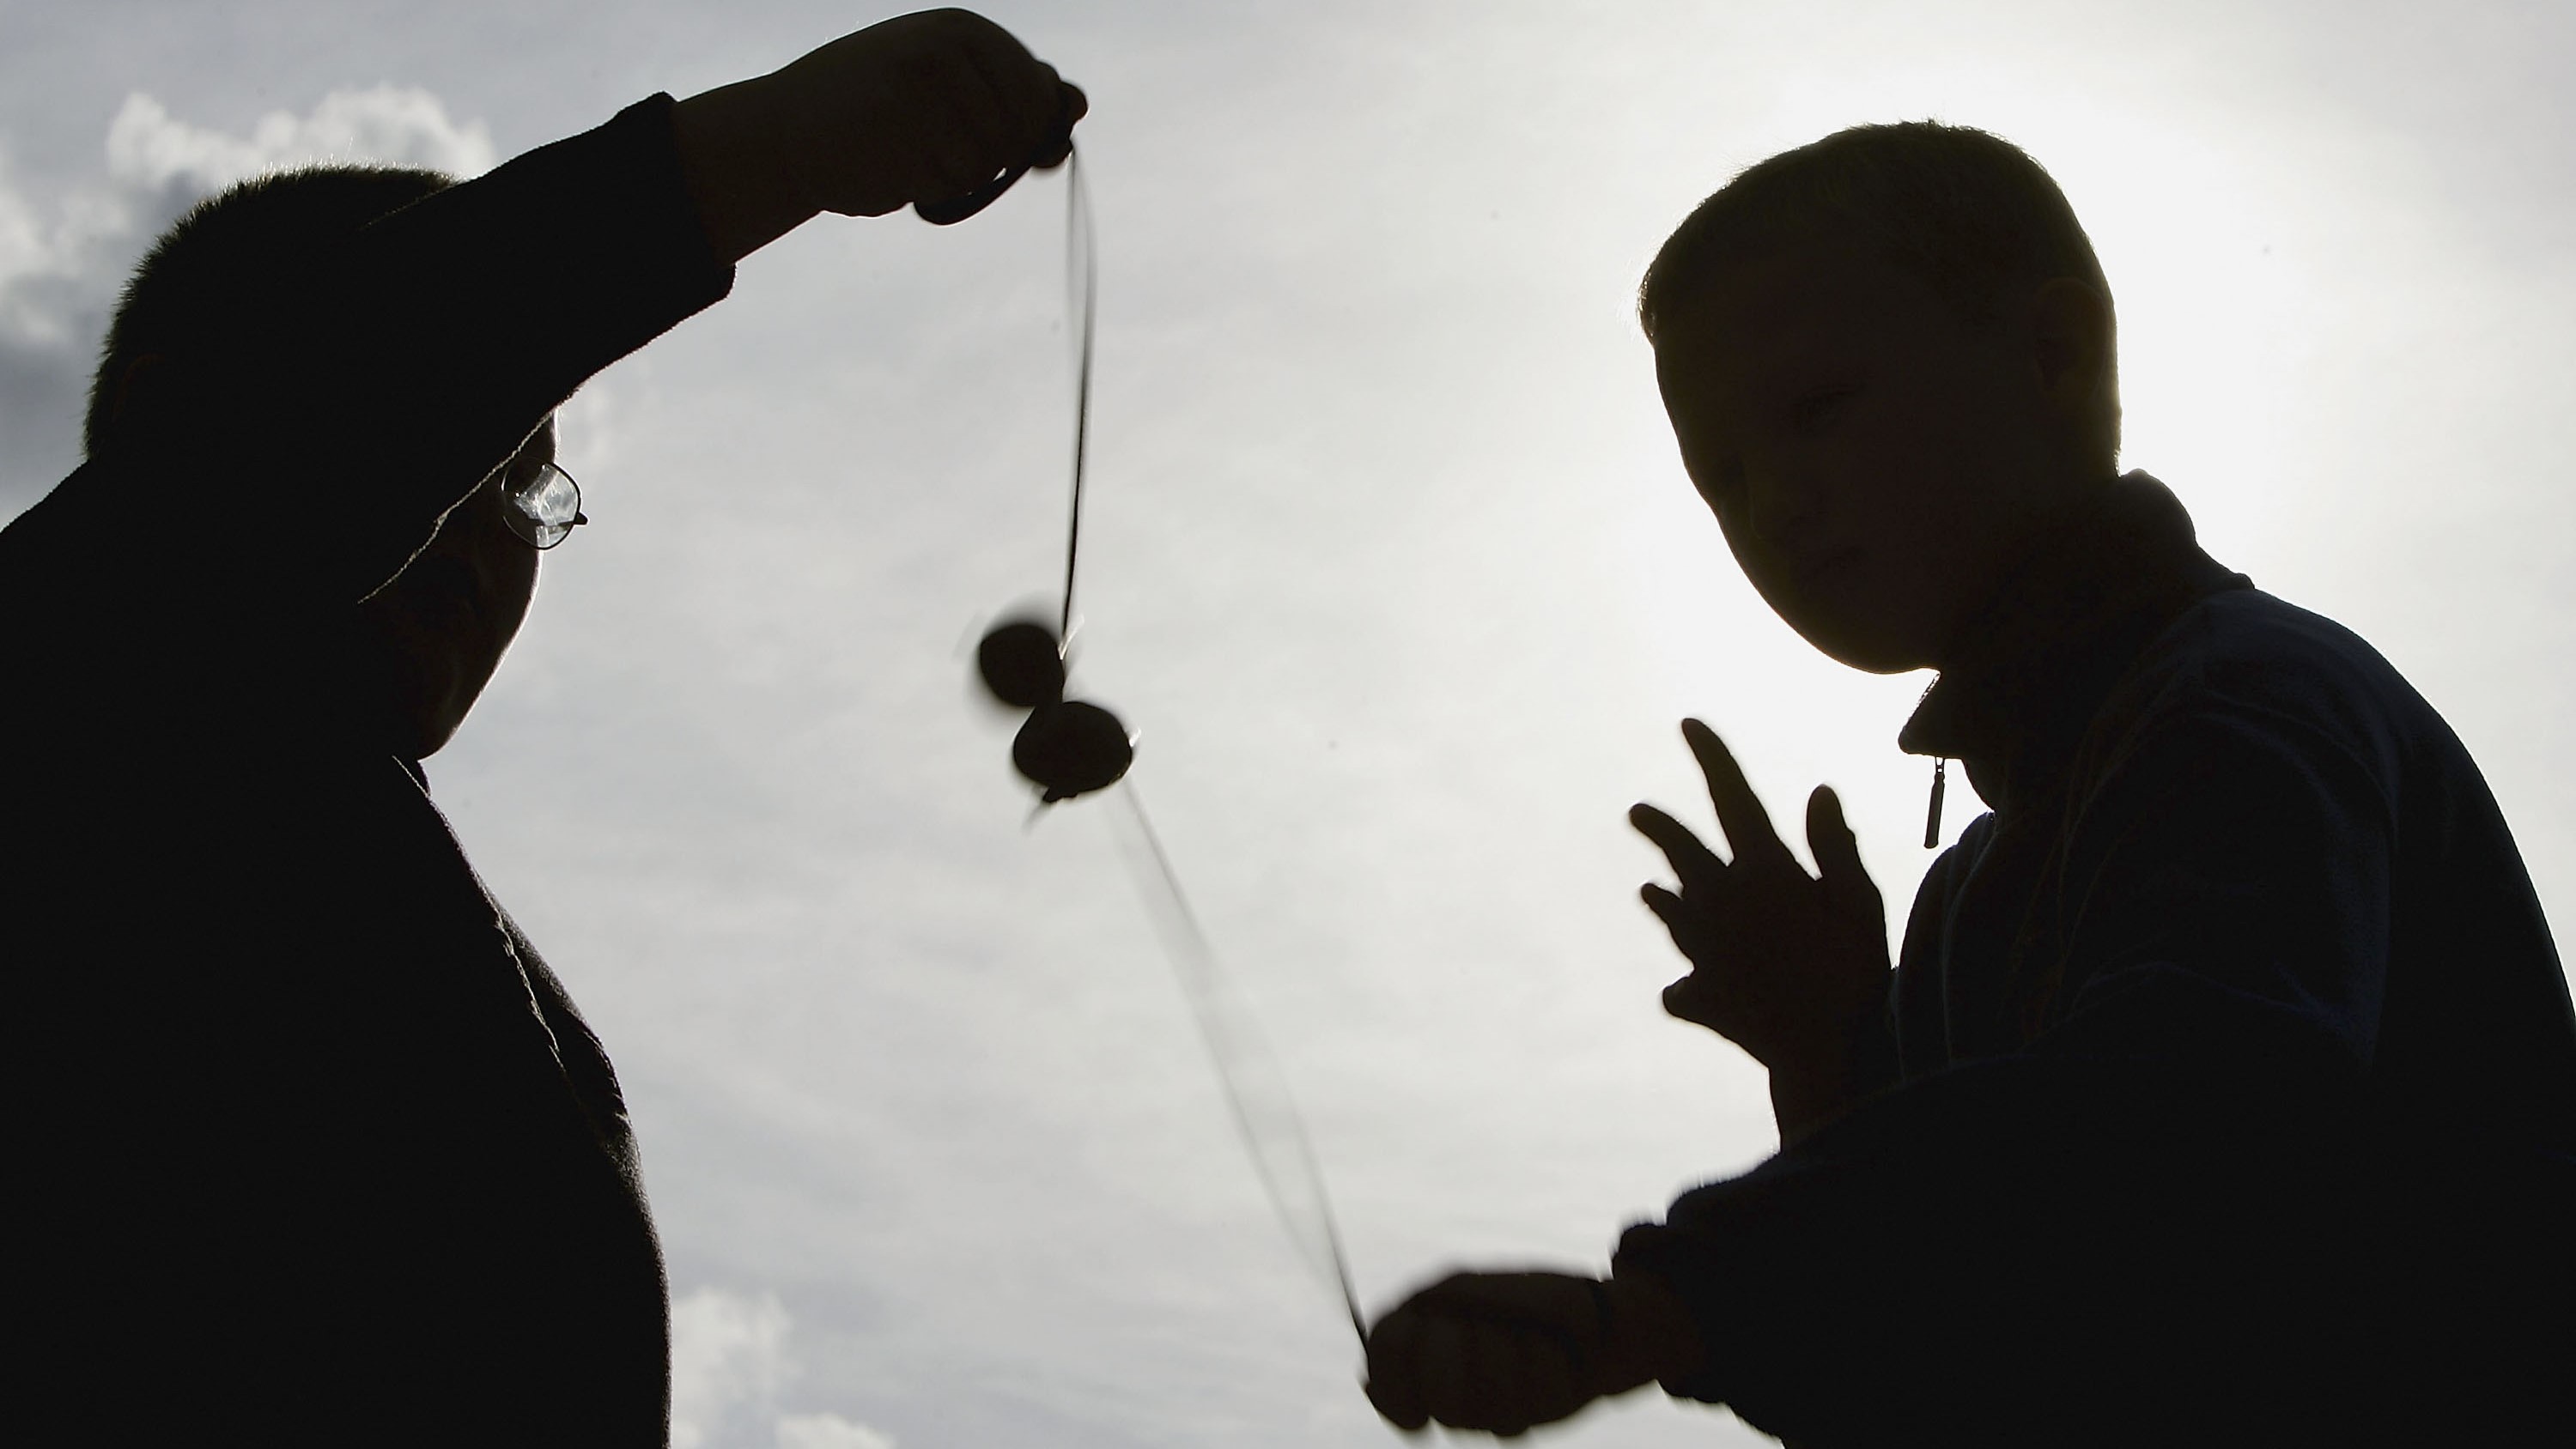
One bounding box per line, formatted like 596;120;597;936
1639;121;2117;458
1639;121;2111;337
85;163;454;456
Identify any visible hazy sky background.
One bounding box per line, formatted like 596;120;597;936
6;3;2573;1445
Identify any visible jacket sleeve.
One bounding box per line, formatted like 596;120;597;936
0;93;732;634
1611;677;2406;1445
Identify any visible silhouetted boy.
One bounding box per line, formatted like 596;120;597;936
4;11;1079;1443
1364;123;2576;1446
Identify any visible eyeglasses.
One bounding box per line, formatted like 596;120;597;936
501;460;587;550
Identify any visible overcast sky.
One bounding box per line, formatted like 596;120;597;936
7;3;2574;1446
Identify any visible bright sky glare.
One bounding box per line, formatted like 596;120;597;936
4;3;2572;1445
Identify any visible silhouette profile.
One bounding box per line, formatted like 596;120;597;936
3;10;1082;1443
1362;122;2576;1446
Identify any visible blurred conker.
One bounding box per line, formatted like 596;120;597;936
977;619;1066;707
1012;700;1133;802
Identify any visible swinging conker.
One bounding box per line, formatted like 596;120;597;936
1012;700;1133;802
977;619;1066;707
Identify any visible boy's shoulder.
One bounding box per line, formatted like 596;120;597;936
2108;585;2458;782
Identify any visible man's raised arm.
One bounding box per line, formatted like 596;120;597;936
2;10;1083;633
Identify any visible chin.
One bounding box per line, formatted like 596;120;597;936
381;670;477;761
407;718;465;761
376;705;456;762
1811;636;1930;675
1774;599;1936;675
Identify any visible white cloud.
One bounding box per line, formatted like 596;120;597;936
0;83;495;306
104;86;495;198
669;1287;895;1449
775;1413;895;1449
670;1287;790;1449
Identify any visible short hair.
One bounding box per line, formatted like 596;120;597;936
1641;123;2118;461
1640;121;2111;338
85;163;454;457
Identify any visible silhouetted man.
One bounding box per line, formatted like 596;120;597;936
1362;123;2576;1446
4;10;1081;1443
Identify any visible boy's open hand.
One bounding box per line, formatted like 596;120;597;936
1364;1270;1704;1436
1631;720;1891;1082
677;9;1085;261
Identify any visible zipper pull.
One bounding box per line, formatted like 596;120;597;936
1923;757;1947;849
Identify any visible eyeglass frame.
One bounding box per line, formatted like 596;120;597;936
498;458;587;550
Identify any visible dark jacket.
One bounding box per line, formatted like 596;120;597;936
3;96;731;1445
1613;474;2576;1446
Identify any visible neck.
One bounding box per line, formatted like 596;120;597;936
1900;470;2248;810
1926;464;2118;675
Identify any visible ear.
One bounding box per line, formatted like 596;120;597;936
105;352;167;431
2029;278;2110;409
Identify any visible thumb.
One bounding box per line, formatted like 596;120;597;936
1806;785;1876;905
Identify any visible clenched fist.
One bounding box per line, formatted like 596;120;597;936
1364;1270;1704;1437
675;9;1087;261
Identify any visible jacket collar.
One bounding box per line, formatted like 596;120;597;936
1898;470;2250;815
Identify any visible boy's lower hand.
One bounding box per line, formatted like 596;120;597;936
1363;1270;1704;1436
677;9;1085;260
1630;718;1891;1081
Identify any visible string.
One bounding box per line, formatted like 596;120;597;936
1107;781;1370;1346
1060;146;1094;640
1045;152;1365;1347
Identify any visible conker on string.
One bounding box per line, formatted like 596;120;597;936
1012;700;1133;802
976;619;1066;707
974;615;1131;803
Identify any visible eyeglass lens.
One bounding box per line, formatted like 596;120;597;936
509;463;581;549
